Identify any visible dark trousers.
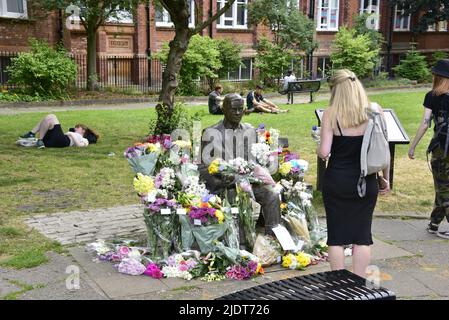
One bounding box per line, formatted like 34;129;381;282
252;184;281;234
430;147;449;225
287;92;293;104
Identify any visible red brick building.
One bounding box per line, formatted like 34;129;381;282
1;0;448;87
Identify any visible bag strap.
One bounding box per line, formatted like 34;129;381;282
336;120;343;136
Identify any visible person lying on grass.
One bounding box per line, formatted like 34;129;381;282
20;114;99;149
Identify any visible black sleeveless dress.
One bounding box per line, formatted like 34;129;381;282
322;126;378;246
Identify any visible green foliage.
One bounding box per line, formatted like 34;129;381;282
354;13;384;53
216;39;243;80
330;27;380;78
156;35;223;96
149;102;200;135
156;35;243;95
248;0;317;53
7;40;77;99
431;51;449;67
393;45;432;83
255;37;295;85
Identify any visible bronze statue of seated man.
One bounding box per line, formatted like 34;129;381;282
198;93;281;236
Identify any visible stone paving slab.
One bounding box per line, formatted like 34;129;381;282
25;205;147;245
66;235;412;300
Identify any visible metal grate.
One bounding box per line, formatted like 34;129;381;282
217;269;396;300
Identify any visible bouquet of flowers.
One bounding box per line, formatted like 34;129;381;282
168;140;192;166
256;124;280;147
159;253;199;281
281;252;312;270
278;158;309;182
124;142;161;176
225;259;264;280
143;196;180;260
251;142;273;167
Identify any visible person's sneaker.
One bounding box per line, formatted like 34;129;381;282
20;131;35;139
36;139;45;149
437;230;449;239
427;222;439;234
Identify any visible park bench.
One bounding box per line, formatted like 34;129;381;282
217;269;396;300
279;80;321;104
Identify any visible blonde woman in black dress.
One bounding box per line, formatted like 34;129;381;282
317;69;390;278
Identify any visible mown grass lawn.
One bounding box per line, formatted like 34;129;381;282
0;89;433;268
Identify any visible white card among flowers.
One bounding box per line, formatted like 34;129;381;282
272;225;297;251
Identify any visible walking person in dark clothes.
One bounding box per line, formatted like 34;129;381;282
317;69;390;278
408;59;449;239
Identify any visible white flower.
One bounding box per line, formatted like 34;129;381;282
251;143;271;167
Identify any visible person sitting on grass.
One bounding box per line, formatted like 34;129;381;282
246;85;289;114
208;84;225;115
20;114;99;149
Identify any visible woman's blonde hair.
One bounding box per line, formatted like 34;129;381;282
326;69;370;130
432;74;449;96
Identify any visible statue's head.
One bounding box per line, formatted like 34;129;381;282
222;93;245;125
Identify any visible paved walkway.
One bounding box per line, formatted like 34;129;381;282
23;204;429;247
2;217;448;300
0;87;430;115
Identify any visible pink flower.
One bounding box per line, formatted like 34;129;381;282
118;246;130;256
144;263;164;279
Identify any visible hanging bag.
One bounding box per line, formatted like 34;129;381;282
358;103;390;197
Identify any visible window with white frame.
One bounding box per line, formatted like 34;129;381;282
224;58;253;81
0;0;27;19
217;0;248;29
439;20;448;31
317;0;339;31
394;4;411;31
360;0;380;30
156;0;195;28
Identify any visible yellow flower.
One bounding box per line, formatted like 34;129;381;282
281;254;294;268
215;210;224;224
296;252;312;268
256;263;263;274
279;162;292;176
208;159;220;175
147;143;159;153
133;173;155;195
280;203;287;210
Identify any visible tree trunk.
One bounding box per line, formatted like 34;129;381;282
86;27;98;91
158;27;191;111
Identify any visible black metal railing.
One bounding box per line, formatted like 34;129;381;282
0;51;253;94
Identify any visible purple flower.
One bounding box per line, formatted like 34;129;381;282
284;152;299;162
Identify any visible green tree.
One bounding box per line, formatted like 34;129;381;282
35;0;145;91
216;39;243;81
248;0;317;53
255;37;294;86
156;36;244;94
390;0;449;32
431;51;449;67
330;27;379;78
393;45;432;82
7;39;77;98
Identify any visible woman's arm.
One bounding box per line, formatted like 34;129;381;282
66;132;89;147
317;110;333;160
408;108;433;159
